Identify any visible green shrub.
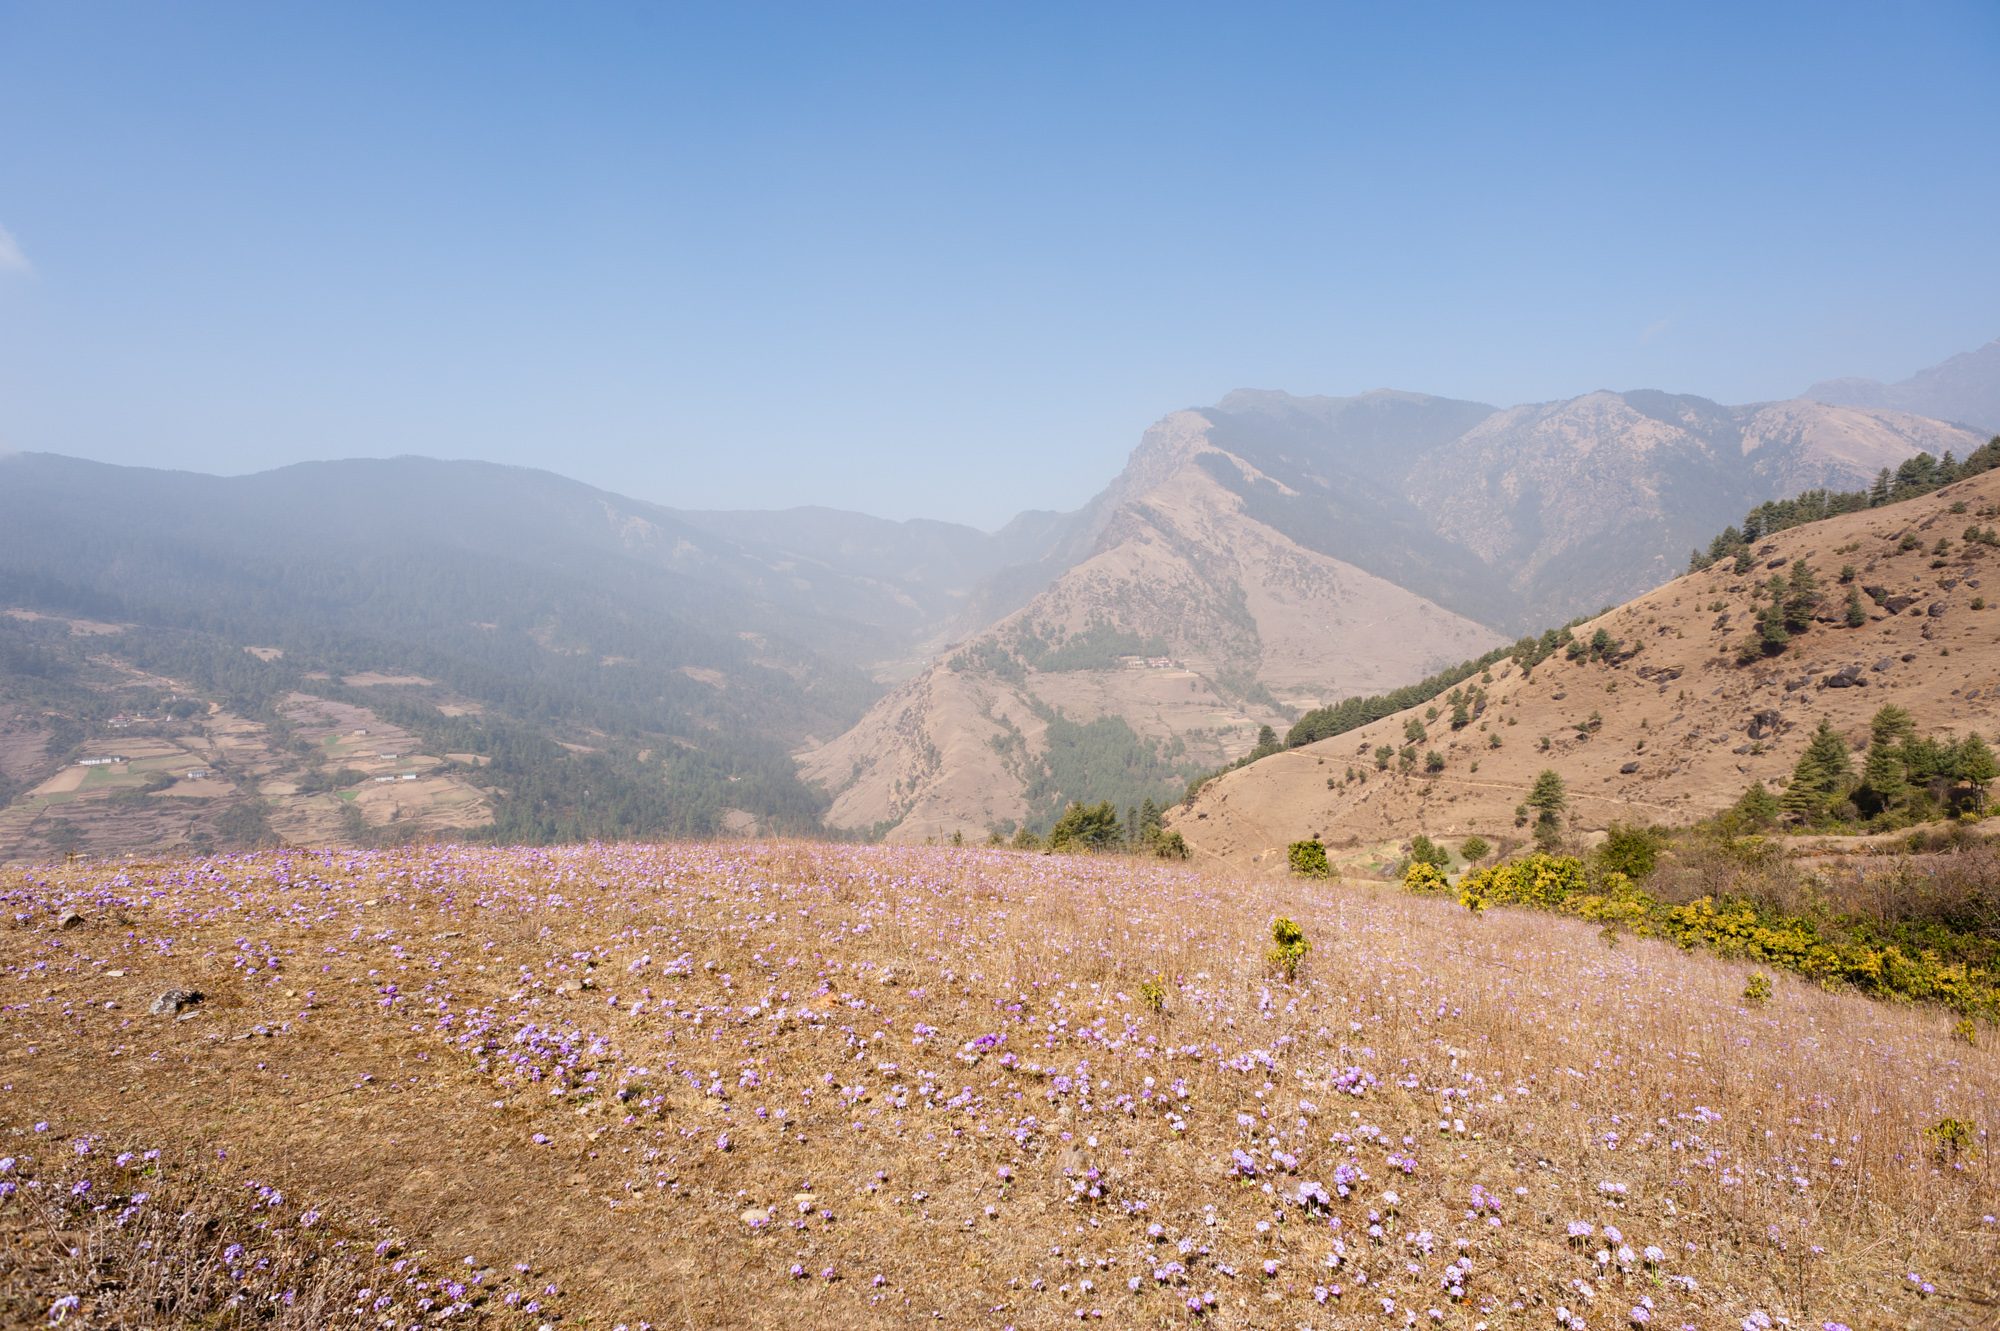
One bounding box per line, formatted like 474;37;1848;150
1407;833;1449;869
1048;800;1122;851
1926;1117;1977;1162
1596;823;1664;880
1287;839;1330;879
1742;972;1773;1006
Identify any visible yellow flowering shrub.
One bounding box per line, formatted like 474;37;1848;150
1402;861;1451;895
1399;846;1999;1016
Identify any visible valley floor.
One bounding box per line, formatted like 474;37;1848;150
2;841;1995;1329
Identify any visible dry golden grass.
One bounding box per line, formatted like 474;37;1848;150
2;840;1995;1329
1182;467;2000;874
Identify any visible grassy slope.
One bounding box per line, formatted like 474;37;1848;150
3;841;1994;1328
1176;467;2000;872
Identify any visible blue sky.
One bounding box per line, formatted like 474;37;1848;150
1;3;1995;527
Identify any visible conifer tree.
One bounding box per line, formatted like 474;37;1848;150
1781;720;1853;823
1782;561;1820;632
1870;704;1916;748
1526;768;1567;847
1951;734;1998;811
1859;740;1908;815
1734;781;1781;828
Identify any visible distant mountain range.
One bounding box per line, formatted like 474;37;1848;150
1;336;1994;856
1805;337;2000;435
806;383;1983;840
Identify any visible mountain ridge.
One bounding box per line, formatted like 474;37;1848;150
4;337;1996;857
1805;337;2000;434
801;378;1983;841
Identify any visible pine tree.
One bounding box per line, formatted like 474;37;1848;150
1526;768;1567;847
1138;797;1162;840
1950;734;1998;811
1858;740;1908;816
1734;781;1781;828
1782;561;1820;633
1781;720;1853;824
1526;768;1567;817
1870;704;1916;748
1904;735;1953;788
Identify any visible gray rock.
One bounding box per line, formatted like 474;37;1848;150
1747;709;1784;740
150;989;203;1016
1619;761;1642;774
1821;664;1867;689
57;909;84;929
1872;658;1894;672
1928;602;1947;618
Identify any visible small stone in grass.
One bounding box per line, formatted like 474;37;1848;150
150;989;204;1015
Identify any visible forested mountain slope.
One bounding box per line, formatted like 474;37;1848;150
0;453;899;857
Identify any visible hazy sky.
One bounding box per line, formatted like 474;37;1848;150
2;3;1996;527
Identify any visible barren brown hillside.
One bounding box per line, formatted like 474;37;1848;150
1176;468;2000;872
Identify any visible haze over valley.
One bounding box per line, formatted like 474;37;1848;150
2;345;1993;856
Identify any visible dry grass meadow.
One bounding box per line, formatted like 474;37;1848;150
2;840;1995;1329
